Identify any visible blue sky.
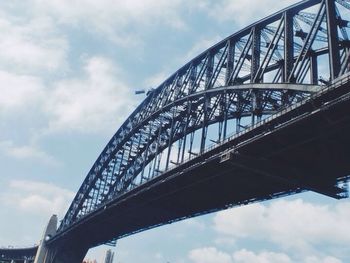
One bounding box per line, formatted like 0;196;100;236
0;0;350;262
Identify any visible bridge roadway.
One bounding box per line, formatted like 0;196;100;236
0;246;37;263
46;74;350;262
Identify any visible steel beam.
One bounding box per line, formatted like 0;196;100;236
251;27;261;83
326;0;341;80
284;10;295;82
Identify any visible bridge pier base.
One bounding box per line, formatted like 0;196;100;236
34;215;57;263
33;215;88;263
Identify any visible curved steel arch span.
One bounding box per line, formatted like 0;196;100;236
51;0;350;250
59;0;350;232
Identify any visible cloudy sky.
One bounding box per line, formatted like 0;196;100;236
0;0;349;262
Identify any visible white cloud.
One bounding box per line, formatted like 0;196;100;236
188;247;343;263
214;199;350;253
189;247;232;263
45;56;135;134
0;15;68;74
206;0;297;27
0;180;75;218
232;249;293;263
1;55;134;136
214;237;237;246
30;0;188;45
155;252;163;260
0;70;44;112
188;247;293;263
0;140;59;166
0;55;134;135
304;256;343;263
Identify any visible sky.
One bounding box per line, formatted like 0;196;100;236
0;0;350;262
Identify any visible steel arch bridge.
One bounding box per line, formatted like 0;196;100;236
62;0;350;230
5;0;350;262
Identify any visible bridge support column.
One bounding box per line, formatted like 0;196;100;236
34;215;57;263
284;10;294;82
326;0;341;80
310;52;318;84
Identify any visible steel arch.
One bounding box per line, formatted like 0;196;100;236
59;0;350;232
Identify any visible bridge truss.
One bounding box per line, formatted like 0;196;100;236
59;0;350;237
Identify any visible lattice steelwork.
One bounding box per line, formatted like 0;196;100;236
59;0;350;232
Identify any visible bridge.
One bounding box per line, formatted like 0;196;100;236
0;246;37;263
2;0;350;262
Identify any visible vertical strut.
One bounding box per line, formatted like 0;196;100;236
251;27;261;83
181;99;191;163
326;0;341;80
251;90;258;125
223;90;228;140
226;39;235;85
141;123;153;178
206;52;214;88
310;52;318;84
284;10;294;82
189;132;195;157
152;125;162;178
200;53;213;153
189;64;197;94
200;99;209;154
236;92;242;133
165;109;176;171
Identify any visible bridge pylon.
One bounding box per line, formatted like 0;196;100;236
34;215;57;263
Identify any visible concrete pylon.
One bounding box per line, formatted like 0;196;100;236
34;215;57;263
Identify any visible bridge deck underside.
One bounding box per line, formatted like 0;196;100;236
0;247;37;263
53;81;350;250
